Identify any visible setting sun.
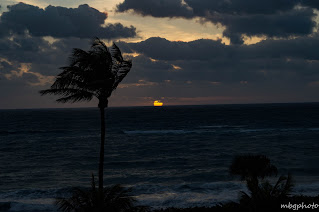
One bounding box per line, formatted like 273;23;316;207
153;100;163;106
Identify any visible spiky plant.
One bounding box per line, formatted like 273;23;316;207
55;175;136;212
230;155;293;212
230;154;278;195
230;155;278;181
238;174;294;212
40;38;132;193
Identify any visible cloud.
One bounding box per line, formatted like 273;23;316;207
119;35;319;63
301;0;319;10
3;63;55;86
0;35;103;108
116;0;193;18
0;35;92;86
116;0;318;44
2;34;319;100
0;3;137;39
184;0;297;15
1;0;319;110
117;36;319;93
1;34;319;107
119;37;227;61
211;8;316;44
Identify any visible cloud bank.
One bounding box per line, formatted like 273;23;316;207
0;3;137;39
1;1;319;108
117;0;318;44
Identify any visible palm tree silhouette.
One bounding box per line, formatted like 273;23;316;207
230;154;278;194
230;155;293;212
40;38;132;193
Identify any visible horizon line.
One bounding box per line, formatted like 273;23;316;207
1;101;319;110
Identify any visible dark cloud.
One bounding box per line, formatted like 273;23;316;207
124;54;173;83
118;36;319;86
118;36;319;84
116;0;298;17
0;35;91;85
2;0;319;108
300;0;319;10
211;8;316;44
2;34;319;90
0;35;101;108
116;0;193;18
116;0;318;44
0;3;136;39
1;34;319;107
119;37;228;61
184;0;297;15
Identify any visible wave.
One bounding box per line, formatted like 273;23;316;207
123;127;242;134
128;181;247;208
0;182;245;209
0;188;70;200
1;181;319;211
123;130;196;134
133;181;319;208
1;201;57;212
0;129;70;136
308;128;319;131
2;126;317;136
239;128;276;133
293;182;319;196
123;126;319;135
198;125;245;128
0;188;69;212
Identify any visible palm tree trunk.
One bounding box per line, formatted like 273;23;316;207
99;106;106;193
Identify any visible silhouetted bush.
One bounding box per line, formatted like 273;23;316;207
229;155;295;212
55;175;148;212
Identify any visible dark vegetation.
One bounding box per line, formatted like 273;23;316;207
152;155;319;212
40;37;132;194
54;155;319;212
55;174;148;212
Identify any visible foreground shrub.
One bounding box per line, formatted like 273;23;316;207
230;155;295;212
55;175;148;212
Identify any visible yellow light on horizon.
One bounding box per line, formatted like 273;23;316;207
154;100;163;107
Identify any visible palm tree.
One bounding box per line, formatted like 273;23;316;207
230;155;293;212
40;38;132;193
230;154;278;194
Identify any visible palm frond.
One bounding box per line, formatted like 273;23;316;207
110;43;124;62
55;176;137;212
40;37;132;106
40;88;94;103
230;154;278;180
112;60;132;91
51;69;87;90
56;94;93;103
91;37;110;57
281;173;293;197
40;88;92;96
55;197;75;212
69;48;90;67
239;191;251;202
271;175;287;196
103;184;136;211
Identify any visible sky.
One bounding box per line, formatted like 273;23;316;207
0;0;319;108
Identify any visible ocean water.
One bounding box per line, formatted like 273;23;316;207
1;103;319;211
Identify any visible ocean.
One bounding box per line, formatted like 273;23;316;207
1;103;319;211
